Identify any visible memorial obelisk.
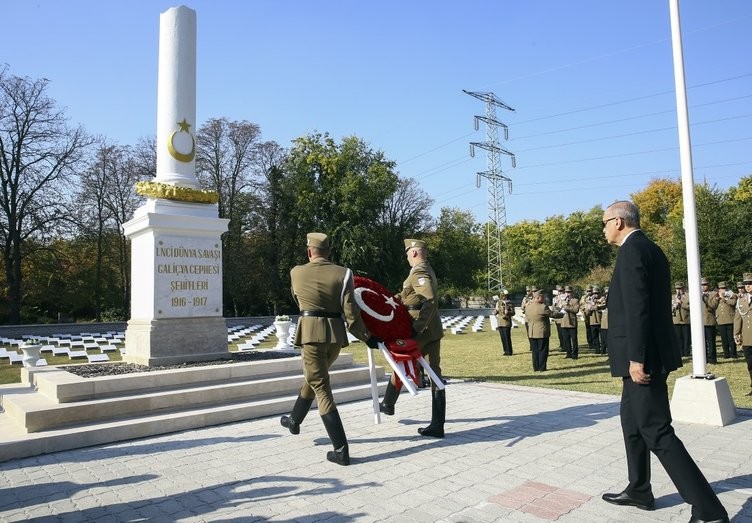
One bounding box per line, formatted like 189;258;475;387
122;6;230;366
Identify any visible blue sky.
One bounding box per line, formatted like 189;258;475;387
3;1;750;224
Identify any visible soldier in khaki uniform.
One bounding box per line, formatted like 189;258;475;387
598;286;609;355
584;285;603;354
282;232;380;466
672;281;691;357
524;291;556;371
734;273;752;396
701;277;721;364
715;281;738;358
379;238;446;438
581;285;593;347
520;285;533;335
559;285;580;359
493;289;515;356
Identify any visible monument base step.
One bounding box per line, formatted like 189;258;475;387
0;353;386;462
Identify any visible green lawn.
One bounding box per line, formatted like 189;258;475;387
347;325;752;410
2;325;750;410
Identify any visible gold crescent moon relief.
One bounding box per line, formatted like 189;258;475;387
167;119;196;163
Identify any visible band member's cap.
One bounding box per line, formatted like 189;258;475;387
564;285;573;292
525;285;531;292
718;281;727;289
531;285;539;292
404;238;426;252
592;285;600;293
306;232;329;249
737;281;745;289
586;285;593;291
701;277;710;285
556;284;563;291
675;281;685;289
744;273;752;284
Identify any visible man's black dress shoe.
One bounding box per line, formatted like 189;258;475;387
687;516;730;523
601;491;655;511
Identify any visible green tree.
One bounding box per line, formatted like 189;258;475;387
430;207;485;294
282;132;399;275
0;67;90;323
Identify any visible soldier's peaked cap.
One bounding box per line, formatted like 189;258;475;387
744;272;752;283
718;281;728;289
675;281;685;289
306;232;329;250
701;277;710;285
564;285;573;292
737;281;745;288
404;239;426;252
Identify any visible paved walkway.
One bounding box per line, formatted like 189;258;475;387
1;382;750;522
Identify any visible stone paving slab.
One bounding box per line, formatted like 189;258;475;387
1;381;750;522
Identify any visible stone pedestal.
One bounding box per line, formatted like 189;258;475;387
670;375;736;426
123;198;229;366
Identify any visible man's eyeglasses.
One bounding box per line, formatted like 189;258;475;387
602;217;618;227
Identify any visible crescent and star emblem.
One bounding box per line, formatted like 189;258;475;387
354;287;398;322
167;118;196;163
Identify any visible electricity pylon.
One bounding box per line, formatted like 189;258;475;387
464;89;516;293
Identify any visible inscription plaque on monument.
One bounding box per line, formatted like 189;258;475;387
154;236;222;318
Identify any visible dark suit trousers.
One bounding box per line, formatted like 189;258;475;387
620;374;727;520
717;323;737;358
562;327;578;358
704;325;717;363
498;327;513;355
528;338;549;371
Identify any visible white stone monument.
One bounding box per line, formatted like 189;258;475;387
122;6;229;366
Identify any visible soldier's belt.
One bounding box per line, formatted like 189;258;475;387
406;305;422;311
300;310;342;318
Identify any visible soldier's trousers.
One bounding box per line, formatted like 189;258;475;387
704;326;717;363
674;324;691;357
562;327;578;358
498;327;513;355
300;342;341;415
588;325;602;353
420;338;443;391
717;324;737;358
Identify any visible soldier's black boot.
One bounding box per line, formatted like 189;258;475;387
321;409;350;466
379;381;402;416
418;389;446;438
280;395;313;435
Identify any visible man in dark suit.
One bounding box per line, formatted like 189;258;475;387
601;201;728;523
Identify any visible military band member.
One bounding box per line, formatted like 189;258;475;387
494;290;515;356
282;232;381;466
716;281;738;358
521;285;533;336
734;273;752;396
598;286;609;355
379;238;446;438
553;284;566;351
585;285;603;353
672;281;691;357
701;277;720;364
525;291;556;371
581;285;593;347
559;285;580;359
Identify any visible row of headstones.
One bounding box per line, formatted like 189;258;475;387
0;331;126;366
229;323;295;351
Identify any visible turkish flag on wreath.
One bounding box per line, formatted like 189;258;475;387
353;275;422;388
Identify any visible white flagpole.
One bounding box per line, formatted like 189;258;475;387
668;0;706;377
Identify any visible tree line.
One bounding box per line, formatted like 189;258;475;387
1;66;750;323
